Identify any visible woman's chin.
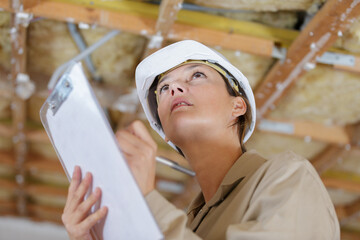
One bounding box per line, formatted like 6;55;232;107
165;118;213;143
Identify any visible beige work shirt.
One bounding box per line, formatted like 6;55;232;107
146;150;340;240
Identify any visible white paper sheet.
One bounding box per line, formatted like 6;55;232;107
40;62;163;240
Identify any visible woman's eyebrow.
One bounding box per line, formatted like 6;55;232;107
158;64;203;86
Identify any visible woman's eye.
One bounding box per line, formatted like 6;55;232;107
159;84;169;94
192;72;205;79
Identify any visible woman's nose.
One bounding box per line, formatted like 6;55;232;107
169;82;185;96
171;87;184;96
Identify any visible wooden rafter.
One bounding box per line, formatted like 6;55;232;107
346;122;360;146
0;118;354;146
142;0;184;57
341;230;360;240
322;172;360;193
10;0;29;216
336;197;360;221
311;145;344;174
334;55;360;74
258;119;351;144
0;0;276;57
255;0;360;118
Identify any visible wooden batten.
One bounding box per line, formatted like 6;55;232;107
258;119;351;144
336;197;360;221
311;145;345;174
142;0;184;57
255;0;360;118
334;55;360;74
9;0;30;216
346;122;360;147
0;0;275;57
322;177;360;193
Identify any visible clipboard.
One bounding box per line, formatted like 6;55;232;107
40;62;163;240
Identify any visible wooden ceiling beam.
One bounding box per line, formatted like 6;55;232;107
346;122;360;147
142;0;184;57
0;118;353;147
10;0;30;216
336;197;360;221
311;145;345;174
322;177;360;193
322;169;360;193
340;230;360;240
0;0;273;57
254;0;360;118
334;55;360;74
258;119;351;144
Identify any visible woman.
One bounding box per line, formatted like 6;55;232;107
62;40;340;240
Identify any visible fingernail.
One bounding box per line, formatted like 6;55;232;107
102;206;108;213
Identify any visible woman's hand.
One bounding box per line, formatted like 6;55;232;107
116;120;157;196
62;166;108;240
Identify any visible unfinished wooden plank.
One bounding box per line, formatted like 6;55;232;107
335;197;360;221
340;230;360;240
32;0;298;45
322;177;360;193
346;122;360;146
170;23;274;57
311;145;345;174
0;0;274;57
334;55;360;74
156;0;183;37
0;123;13;137
255;0;360;118
258;119;350;144
25;128;49;143
10;0;30;215
143;0;184;57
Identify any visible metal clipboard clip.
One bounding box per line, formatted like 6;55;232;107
47;73;73;116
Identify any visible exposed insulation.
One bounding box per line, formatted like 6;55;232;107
245;130;327;160
185;0;318;11
270;66;360;125
335;16;360;53
0;12;10;71
215;48;274;88
81;27;146;86
27;20;146;87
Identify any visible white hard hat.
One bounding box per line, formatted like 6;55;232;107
135;40;256;151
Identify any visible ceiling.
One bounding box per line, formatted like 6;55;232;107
0;0;359;239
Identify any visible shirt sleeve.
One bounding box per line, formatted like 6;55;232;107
226;152;340;240
146;190;202;240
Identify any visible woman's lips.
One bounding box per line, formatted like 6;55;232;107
171;99;193;112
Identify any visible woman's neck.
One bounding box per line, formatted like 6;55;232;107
182;138;243;203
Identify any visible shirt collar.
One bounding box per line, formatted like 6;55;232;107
187;150;267;214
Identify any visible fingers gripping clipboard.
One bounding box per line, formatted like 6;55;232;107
40;62;163;240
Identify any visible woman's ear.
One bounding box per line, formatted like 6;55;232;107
231;96;247;118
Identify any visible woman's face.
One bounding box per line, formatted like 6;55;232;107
156;63;243;146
